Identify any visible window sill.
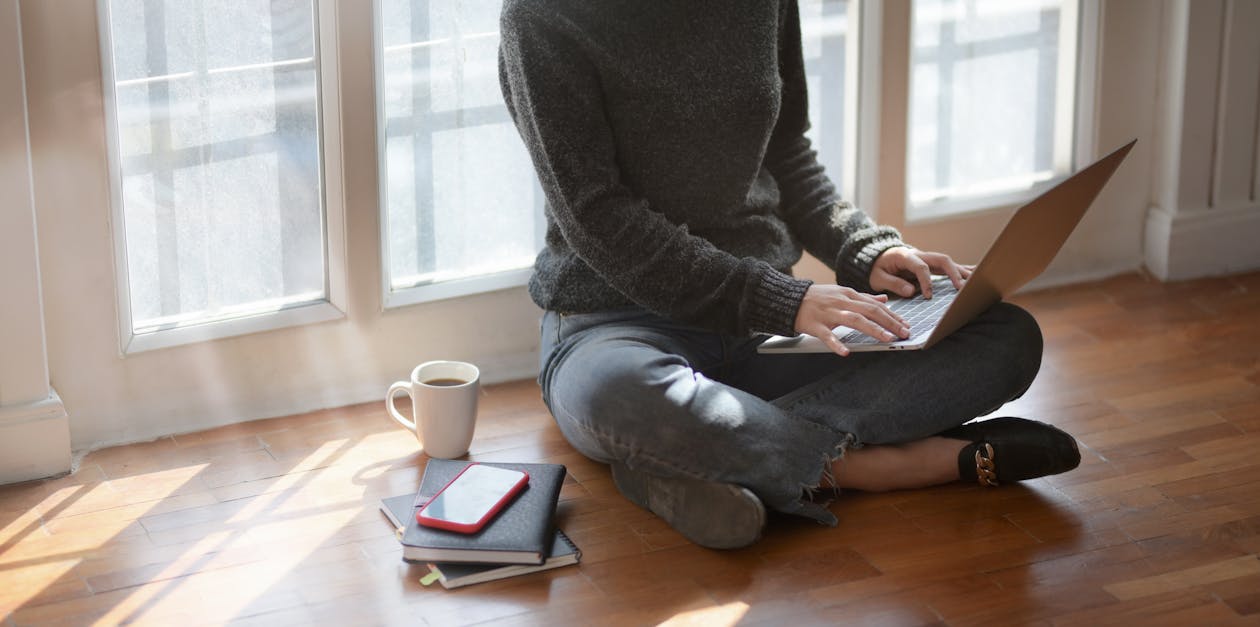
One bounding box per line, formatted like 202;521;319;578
122;300;346;355
905;174;1069;225
382;267;532;310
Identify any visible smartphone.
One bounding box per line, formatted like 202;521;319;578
416;463;530;534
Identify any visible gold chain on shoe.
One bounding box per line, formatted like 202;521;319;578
974;442;999;487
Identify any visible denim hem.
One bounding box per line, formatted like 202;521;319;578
766;430;855;527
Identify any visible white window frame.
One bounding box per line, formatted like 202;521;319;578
853;0;1100;231
371;0;543;311
97;0;348;355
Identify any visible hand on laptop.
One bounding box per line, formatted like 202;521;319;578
794;284;911;357
869;246;972;299
793;247;973;357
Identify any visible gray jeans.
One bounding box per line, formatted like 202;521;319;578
538;302;1043;524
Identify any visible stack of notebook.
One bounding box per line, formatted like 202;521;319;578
378;459;580;589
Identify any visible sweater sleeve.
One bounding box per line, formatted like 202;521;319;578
499;5;811;337
763;0;905;294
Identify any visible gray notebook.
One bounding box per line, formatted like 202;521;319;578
385;459;566;565
381;494;580;589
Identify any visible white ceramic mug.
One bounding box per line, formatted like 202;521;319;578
386;361;480;459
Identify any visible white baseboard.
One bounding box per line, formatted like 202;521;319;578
0;389;71;484
1145;204;1260;281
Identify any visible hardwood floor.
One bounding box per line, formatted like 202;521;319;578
2;271;1259;626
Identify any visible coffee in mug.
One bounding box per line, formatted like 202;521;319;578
422;378;470;387
386;361;480;458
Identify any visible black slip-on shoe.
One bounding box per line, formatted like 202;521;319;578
610;462;766;549
941;417;1082;487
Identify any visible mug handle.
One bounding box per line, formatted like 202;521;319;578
386;381;417;432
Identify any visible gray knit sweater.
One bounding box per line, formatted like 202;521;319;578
498;0;904;337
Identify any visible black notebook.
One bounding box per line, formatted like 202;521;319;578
379;494;580;589
384;459;566;565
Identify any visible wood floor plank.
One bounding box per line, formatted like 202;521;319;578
2;271;1259;625
1076;410;1224;450
1103;555;1260;601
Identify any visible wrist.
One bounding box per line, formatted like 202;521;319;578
836;229;904;292
748;265;812;337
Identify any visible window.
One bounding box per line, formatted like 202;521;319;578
100;0;342;352
376;0;542;307
801;0;858;197
907;0;1079;217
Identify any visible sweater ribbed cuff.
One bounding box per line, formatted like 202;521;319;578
747;265;813;337
835;227;904;294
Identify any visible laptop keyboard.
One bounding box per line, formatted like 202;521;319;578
839;277;958;345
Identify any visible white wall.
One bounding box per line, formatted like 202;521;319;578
1031;0;1163;288
5;0;1256;459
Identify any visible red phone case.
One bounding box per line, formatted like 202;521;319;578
416;464;530;534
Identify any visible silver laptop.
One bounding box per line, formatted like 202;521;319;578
759;139;1136;354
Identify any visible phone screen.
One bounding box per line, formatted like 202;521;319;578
421;465;527;526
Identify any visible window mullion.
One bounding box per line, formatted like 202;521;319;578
408;4;436;278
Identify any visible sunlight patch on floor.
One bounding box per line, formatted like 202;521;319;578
93;531;231;625
0;506;46;546
1;472;195;621
110;444;370;624
225;441;347;524
659;601;750;626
